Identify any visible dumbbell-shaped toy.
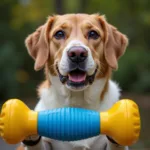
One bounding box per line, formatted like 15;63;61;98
0;99;140;146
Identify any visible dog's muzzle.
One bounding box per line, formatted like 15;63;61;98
57;46;97;89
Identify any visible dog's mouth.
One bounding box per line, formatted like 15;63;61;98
68;69;86;83
57;66;97;90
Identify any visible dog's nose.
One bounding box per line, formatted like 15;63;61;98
68;46;88;62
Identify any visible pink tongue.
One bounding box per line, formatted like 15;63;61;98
69;72;86;82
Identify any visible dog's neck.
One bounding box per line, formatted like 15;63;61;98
38;73;120;112
54;75;107;107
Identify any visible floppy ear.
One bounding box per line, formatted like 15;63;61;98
99;16;128;70
25;17;54;71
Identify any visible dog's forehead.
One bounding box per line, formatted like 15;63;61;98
53;14;100;27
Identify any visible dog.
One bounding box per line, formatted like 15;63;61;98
17;14;128;150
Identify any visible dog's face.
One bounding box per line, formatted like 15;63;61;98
25;14;128;91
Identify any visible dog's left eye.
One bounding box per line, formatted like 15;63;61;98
88;30;100;40
54;30;65;40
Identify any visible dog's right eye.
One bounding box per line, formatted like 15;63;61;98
54;30;65;40
88;30;100;40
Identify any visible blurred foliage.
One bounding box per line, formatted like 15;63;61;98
0;0;150;101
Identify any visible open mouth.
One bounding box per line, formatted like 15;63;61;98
68;69;86;83
67;69;88;89
57;66;97;89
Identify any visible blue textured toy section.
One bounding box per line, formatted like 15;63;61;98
38;107;100;141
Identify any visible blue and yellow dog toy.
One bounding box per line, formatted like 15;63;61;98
0;99;140;146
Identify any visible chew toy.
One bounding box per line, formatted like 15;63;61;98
0;99;140;146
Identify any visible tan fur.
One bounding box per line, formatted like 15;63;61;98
98;16;128;70
25;17;54;71
100;75;109;101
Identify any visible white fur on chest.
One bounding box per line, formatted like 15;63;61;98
35;76;120;112
35;76;120;149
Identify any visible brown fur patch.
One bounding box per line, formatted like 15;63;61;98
37;80;51;97
100;76;109;101
25;17;54;71
98;16;128;70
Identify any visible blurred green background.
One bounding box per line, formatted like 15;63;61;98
0;0;150;149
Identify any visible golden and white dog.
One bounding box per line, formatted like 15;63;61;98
19;14;128;150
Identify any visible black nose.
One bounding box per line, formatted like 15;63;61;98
67;46;88;62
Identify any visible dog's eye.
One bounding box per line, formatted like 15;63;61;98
88;30;100;40
54;30;65;40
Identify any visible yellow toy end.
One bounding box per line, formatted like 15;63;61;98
0;99;38;144
101;99;140;146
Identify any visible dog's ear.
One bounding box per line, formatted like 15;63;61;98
25;17;54;71
98;16;128;70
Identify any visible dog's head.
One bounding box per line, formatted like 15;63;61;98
25;14;128;91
